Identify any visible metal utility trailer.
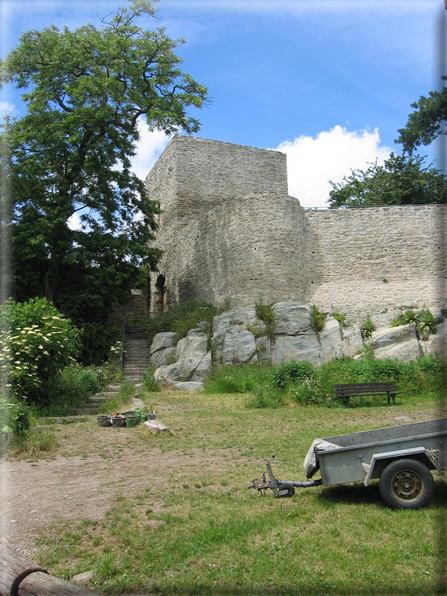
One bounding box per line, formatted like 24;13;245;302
249;418;447;509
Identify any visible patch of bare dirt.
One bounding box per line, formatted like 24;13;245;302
0;420;238;560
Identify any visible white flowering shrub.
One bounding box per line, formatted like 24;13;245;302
0;298;81;404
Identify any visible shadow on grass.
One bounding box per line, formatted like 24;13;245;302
316;477;447;509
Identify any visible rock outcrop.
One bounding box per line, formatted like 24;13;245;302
149;302;443;389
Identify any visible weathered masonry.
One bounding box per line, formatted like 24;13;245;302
145;135;446;326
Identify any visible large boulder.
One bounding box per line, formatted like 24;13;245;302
420;321;447;359
222;328;257;365
176;329;208;362
150;332;177;356
374;339;421;363
154;328;212;383
151;347;176;368
319;317;343;363
340;324;363;358
371;324;417;350
271;334;321;365
272;303;313;335
371;324;421;363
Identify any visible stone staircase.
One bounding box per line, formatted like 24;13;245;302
122;325;151;384
69;326;149;415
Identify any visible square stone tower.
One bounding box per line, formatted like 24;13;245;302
145;136;308;311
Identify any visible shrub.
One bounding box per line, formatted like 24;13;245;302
311;305;327;337
35;364;105;416
0;396;31;454
361;313;376;339
390;309;418;327
331;311;348;326
255;298;276;341
0;298;81;404
390;308;437;340
416;308;437;339
270;360;315;389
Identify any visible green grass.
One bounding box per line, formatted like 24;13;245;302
30;387;446;595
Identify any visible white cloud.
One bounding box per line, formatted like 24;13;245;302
0;102;17;117
131;122;172;180
275;126;392;208
67;212;82;231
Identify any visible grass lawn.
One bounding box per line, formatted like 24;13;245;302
33;389;445;595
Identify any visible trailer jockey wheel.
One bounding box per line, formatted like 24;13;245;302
277;483;295;498
379;459;434;510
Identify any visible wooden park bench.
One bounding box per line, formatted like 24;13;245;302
335;382;398;407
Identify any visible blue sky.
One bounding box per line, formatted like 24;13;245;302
0;0;444;207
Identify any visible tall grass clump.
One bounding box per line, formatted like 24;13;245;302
99;381;136;414
204;363;272;394
142;366;161;392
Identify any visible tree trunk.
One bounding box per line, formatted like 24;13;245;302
0;538;94;596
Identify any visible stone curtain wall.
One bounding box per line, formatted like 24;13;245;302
305;205;447;326
146;135;447;324
159;193;308;307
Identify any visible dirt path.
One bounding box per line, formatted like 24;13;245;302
0;420;232;560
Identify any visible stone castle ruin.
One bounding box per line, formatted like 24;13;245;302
145;135;446;329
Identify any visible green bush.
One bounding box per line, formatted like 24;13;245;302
269;360;315;389
0;396;31;454
311;305;327;336
34;364;106;416
0;298;81;404
390;309;418;327
361;313;376;339
246;385;284;408
390;308;437;340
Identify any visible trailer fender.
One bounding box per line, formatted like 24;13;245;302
363;447;429;486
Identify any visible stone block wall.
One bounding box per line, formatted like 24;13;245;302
305;205;446;326
145;135;447;326
158;193;308;307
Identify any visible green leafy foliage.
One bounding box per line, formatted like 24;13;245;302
331;311;348;326
416;308;437;340
390;308;437;340
328;152;447;208
310;304;327;337
0;0;207;350
206;356;443;408
254;298;276;341
0;298;81;403
360;313;376;340
142;366;161;392
269;360;315;389
390;309;419;327
396;80;447;152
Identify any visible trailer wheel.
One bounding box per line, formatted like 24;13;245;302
379;459;434;510
277;484;295;498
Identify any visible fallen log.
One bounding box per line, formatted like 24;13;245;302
0;538;94;596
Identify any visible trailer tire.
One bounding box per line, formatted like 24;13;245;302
277;484;295;498
379;459;434;510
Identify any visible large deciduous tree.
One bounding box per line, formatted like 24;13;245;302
328;152;447;209
396;80;447;153
0;0;207;359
